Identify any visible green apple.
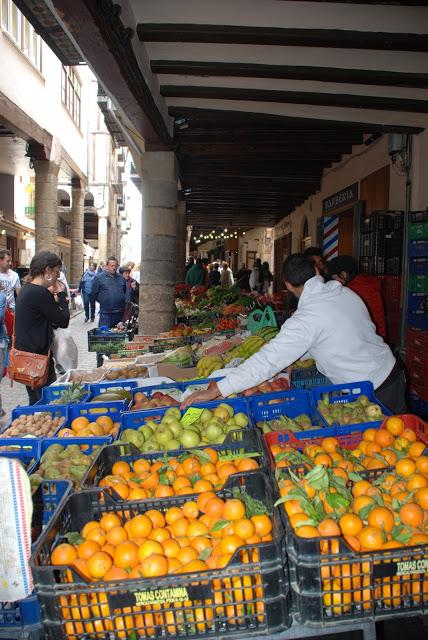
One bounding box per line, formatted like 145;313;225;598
179;429;201;448
165;438;180;450
165;407;182;420
213;406;230;422
138;424;154;441
142;439;159;452
205;423;224;442
234;413;249;428
218;403;234;418
199;409;213;424
143;420;158;431
167;419;183;438
155;425;173;446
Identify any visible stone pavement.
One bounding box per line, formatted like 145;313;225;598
0;311;97;420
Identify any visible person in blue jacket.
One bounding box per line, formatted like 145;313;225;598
91;257;126;328
78;263;97;323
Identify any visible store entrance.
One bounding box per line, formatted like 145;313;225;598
338;209;354;255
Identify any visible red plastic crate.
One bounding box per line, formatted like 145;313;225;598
383;275;402;302
405;345;428;369
406;327;428;351
264;414;428;467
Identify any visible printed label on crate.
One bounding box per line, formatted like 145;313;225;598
181;407;204;426
373;557;428;578
108;584;212;610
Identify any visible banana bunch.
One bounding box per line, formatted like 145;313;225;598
223;335;265;364
196;355;224;377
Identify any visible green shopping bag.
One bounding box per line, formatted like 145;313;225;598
247;305;277;335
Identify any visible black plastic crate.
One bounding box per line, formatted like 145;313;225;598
360;256;386;275
409;210;428;223
280;466;428;624
385;256;402;275
360;212;389;234
384;230;403;258
31;472;291;639
359;232;386;258
83;428;269;493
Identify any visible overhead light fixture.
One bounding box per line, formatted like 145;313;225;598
243;232;245;235
174;117;188;130
224;228;227;232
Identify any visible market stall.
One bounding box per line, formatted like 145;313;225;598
0;286;427;640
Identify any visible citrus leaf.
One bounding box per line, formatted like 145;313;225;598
199;547;212;562
193;449;215;464
349;472;364;482
66;531;83;545
358;504;373;521
210;519;231;533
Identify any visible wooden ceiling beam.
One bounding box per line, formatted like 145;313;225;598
163;85;428;113
152;60;428;89
138;24;428;52
168;106;424;133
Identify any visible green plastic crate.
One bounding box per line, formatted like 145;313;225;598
409;220;428;240
409;274;428;293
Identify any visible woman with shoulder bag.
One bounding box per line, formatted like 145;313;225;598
13;251;70;405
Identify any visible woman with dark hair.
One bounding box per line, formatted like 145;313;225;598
14;251;70;405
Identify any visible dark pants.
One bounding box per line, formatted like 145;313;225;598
375;360;407;415
83;292;96;320
99;311;124;329
26;357;56;406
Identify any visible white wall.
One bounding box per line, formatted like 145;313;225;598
0;29;89;172
412;128;428;211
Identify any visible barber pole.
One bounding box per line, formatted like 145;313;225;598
323;216;339;260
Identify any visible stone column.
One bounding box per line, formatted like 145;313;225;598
34;159;60;254
176;194;186;283
186;225;193;259
140;151;177;334
70;178;85;284
98;212;108;264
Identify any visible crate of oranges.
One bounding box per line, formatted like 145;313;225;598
56;401;126;440
273;415;428;623
82;427;268;499
31;471;290;639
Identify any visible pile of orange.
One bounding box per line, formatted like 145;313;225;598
99;449;260;500
276;416;428;613
58;415;120;439
51;491;271;637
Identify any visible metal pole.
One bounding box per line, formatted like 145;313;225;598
399;134;413;355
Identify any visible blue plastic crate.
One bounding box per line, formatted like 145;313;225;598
409;393;428;420
36;384;91;406
181;377;225;392
409;257;428;275
407;292;428;330
250;392;326;440
29;437;109;484
408;239;428;258
120;397;252;439
0;405;68;438
0;437;40;469
66;400;126;425
0;478;71;630
310;381;392;429
128;383;184;410
291;367;331;389
248;388;310;410
89;379;139;398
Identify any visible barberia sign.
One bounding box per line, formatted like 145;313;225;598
323;183;358;214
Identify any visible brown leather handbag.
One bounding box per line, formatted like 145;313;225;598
8;333;50;389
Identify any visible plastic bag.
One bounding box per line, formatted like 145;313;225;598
74;293;83;310
52;328;78;371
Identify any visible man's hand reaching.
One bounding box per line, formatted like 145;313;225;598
180;381;221;410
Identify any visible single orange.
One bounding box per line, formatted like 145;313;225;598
106;525;128;546
77;540;100;560
318;518;341;537
165;506;184;525
85;527;107;547
177;546;199;565
113;541;139;569
339;513;363;537
197;491;217;513
395;458;416;478
144;509;165;529
251;514;272;537
129;514;153;539
111;461;131;477
204;497;225;519
140;553;168;577
358;526;385;550
182;501;199;520
223;498;245;521
51;543;78;565
86;551;113;579
385;416;404;437
367;507;395;533
99;513;122;532
138;540;164;562
399;502;423;528
193;479;214;493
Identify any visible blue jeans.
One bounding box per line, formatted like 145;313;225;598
83;292;96;320
99;311;124;328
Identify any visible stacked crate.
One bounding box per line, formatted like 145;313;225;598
359;210;404;347
406;211;428;415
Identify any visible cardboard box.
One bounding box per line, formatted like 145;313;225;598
156;363;199;380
